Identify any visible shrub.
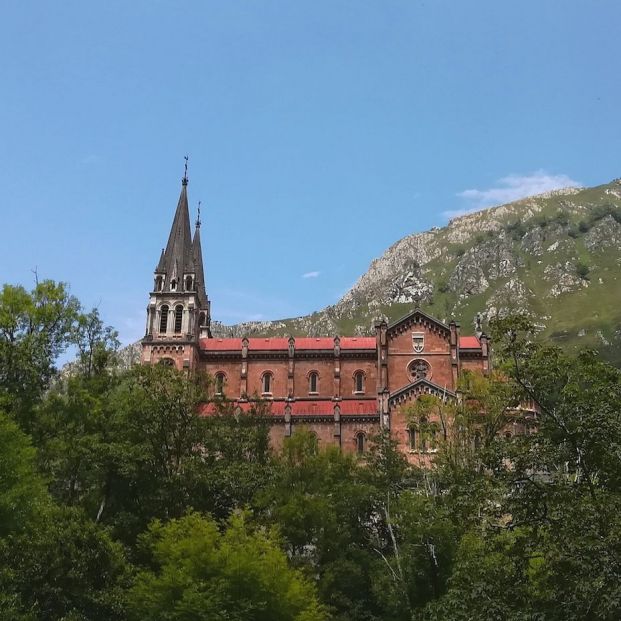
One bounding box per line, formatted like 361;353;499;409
553;211;569;226
505;221;527;240
534;214;549;228
576;261;590;279
437;280;450;294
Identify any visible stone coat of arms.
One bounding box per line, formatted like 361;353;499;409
412;332;424;353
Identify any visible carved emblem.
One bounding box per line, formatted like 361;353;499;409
412;332;425;353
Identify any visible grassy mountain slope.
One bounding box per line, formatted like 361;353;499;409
213;178;621;364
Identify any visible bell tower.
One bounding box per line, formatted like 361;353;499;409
141;160;212;369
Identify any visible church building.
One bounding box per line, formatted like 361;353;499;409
141;173;492;460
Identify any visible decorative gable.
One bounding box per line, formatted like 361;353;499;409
387;309;451;340
389;378;456;407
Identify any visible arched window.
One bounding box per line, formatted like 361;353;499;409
154;275;163;291
262;372;273;395
408;428;417;450
355;432;366;454
354;371;365;394
185;275;193;291
199;312;206;326
170;279;177;291
159;305;169;333
174;305;183;333
159;357;174;367
308;371;318;394
215;372;226;395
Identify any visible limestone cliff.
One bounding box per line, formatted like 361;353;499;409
213;178;621;364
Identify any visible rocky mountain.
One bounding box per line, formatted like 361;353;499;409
212;178;621;365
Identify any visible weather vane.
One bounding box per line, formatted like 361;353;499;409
182;155;189;185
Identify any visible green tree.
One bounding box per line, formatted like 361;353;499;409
417;315;621;620
258;430;394;621
71;308;120;378
0;411;49;537
0;280;80;428
128;511;326;621
0;507;130;621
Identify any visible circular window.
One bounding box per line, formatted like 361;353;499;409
408;359;430;381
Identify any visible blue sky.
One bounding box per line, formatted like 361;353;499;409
1;1;619;346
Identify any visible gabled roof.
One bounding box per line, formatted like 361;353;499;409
387;308;452;336
389;378;456;404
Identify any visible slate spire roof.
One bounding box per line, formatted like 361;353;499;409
192;217;207;305
156;176;196;284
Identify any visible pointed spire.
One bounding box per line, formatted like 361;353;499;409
156;248;165;272
192;202;207;304
156;162;195;284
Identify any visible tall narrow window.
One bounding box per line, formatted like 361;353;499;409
159;305;169;333
309;372;318;393
262;372;273;394
174;305;183;333
356;432;366;454
354;371;364;394
419;418;428;452
408;428;417;450
185;275;193;291
215;373;225;395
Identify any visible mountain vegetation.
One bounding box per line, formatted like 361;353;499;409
2;279;621;619
215;178;621;365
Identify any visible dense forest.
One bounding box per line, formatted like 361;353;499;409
1;279;620;620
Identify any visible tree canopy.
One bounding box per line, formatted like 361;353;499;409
2;279;621;620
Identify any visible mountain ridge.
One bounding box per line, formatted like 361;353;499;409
210;177;621;364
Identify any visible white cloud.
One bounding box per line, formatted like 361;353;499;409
302;271;320;279
443;170;581;219
79;154;100;166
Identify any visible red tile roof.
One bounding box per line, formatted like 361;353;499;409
459;336;481;349
292;337;334;350
199;398;377;416
200;336;376;352
201;338;243;351
340;337;376;349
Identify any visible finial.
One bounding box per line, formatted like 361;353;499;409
182;155;189;186
196;200;201;228
413;291;421;309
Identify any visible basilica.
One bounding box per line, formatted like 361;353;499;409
141;174;493;460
